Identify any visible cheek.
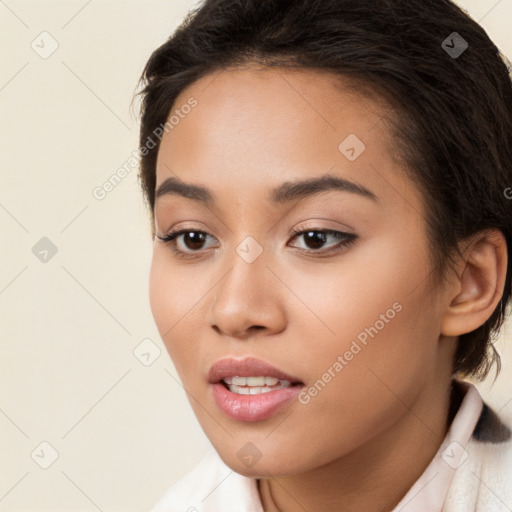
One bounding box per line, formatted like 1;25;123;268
148;251;192;363
148;251;169;337
291;233;437;406
148;249;214;383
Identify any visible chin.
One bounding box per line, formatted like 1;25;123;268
211;442;311;478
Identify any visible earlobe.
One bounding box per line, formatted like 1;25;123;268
440;229;508;337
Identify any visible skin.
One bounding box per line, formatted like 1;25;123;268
148;63;507;512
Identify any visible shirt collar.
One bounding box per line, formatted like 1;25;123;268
391;380;484;512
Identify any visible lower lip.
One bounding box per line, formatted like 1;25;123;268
211;382;303;422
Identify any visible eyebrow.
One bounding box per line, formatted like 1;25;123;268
154;174;378;207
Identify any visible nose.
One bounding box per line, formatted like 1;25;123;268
208;246;287;340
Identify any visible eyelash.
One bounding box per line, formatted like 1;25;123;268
156;225;358;259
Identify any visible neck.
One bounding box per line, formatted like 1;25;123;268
258;373;458;512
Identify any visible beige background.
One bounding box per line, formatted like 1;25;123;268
0;0;511;510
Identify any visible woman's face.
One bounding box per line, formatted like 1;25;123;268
149;64;454;476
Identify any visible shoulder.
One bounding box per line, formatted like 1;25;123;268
149;449;263;512
444;399;512;512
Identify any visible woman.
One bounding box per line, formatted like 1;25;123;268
134;0;512;510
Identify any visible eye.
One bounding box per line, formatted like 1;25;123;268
156;228;218;258
288;227;357;254
156;226;358;259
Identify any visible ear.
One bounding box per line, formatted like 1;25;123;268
440;229;508;337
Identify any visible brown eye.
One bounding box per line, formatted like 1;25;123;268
179;231;208;251
156;229;218;257
301;231;328;250
289;229;357;253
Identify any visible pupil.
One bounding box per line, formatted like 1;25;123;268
185;232;205;250
305;231;325;249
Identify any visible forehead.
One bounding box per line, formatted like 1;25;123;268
166;64;391;152
154;64;421;215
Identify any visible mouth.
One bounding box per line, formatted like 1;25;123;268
208;357;304;422
220;375;301;395
208;356;303;388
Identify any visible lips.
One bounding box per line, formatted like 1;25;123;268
207;357;303;384
208;357;304;422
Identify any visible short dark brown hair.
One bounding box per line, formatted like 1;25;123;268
134;0;512;381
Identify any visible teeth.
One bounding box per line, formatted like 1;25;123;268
230;385;279;395
222;375;294;395
246;376;266;386
224;375;289;386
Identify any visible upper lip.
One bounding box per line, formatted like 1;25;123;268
207;357;303;384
